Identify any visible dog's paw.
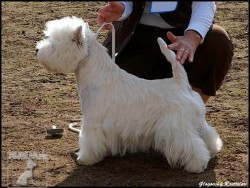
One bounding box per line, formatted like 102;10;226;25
76;151;104;165
184;158;209;173
77;157;97;165
210;137;223;158
184;155;210;173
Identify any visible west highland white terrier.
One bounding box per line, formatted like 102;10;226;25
36;16;222;173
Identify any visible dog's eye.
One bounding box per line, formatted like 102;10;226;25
72;39;82;46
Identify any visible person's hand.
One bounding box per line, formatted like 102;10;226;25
167;30;202;64
97;2;125;30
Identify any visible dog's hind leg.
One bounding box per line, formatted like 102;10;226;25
181;133;210;173
155;120;210;173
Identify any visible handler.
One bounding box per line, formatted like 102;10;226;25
97;1;234;103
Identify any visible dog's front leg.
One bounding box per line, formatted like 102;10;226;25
77;122;108;165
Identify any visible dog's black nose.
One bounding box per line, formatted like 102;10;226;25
35;49;39;55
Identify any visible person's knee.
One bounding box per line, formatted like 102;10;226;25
211;24;231;39
205;24;234;54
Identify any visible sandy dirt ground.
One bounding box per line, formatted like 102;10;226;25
1;2;248;187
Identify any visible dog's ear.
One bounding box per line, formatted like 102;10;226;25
73;25;82;45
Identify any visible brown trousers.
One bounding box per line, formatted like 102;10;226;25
115;24;234;96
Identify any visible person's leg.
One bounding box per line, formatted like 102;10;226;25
192;87;210;103
183;24;234;103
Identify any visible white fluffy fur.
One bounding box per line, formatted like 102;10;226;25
36;16;222;173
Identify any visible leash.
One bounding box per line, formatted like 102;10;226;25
90;22;116;62
68;22;116;134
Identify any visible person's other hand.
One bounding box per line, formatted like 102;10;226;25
97;2;125;30
167;30;202;64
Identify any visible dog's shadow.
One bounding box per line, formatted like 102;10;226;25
56;150;218;186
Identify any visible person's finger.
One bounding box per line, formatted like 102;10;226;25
98;17;113;30
98;8;112;18
189;52;194;63
168;43;179;51
180;50;190;64
104;24;112;30
167;31;176;43
109;1;122;9
97;15;105;26
98;4;113;14
176;48;184;61
109;1;125;15
167;32;179;51
98;13;116;25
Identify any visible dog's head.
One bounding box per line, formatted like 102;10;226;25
36;16;94;73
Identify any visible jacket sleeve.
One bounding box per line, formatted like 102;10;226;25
186;2;216;40
118;1;133;21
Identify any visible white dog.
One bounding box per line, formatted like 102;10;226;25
36;16;222;173
16;158;37;186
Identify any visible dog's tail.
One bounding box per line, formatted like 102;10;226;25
157;38;189;86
